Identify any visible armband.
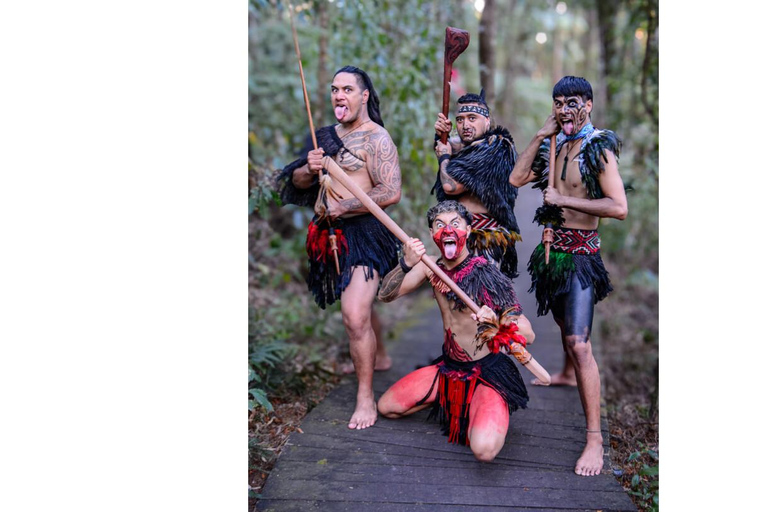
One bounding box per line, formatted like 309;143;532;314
399;256;413;273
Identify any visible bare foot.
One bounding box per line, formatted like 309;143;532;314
532;371;577;386
348;397;377;430
574;434;604;476
374;355;392;371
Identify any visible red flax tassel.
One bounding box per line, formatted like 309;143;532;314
306;221;329;262
488;322;527;354
306;222;348;273
441;367;480;446
448;376;465;445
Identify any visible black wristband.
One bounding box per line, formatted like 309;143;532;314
399;256;413;273
438;154;450;165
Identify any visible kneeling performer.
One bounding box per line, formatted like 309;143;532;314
377;200;535;462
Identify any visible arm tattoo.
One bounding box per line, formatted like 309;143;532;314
439;159;461;194
377;266;406;302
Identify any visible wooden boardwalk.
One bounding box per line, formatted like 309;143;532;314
259;187;636;511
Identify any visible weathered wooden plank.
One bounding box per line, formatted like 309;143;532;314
261;478;636;510
279;431;589;470
268;460;623;492
294;410;607;453
258;499;616;512
274;445;565;473
290;416;587;454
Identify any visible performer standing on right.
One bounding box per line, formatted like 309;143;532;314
509;76;628;477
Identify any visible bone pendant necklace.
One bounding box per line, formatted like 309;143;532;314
560;141;576;181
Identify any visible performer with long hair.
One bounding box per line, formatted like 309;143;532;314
276;66;402;430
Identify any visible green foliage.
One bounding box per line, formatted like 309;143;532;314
249;155;280;217
248;309;298;411
626;445;659;511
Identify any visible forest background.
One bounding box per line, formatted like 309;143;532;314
6;2;768;512
249;0;658;509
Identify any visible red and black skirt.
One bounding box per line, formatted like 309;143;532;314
305;213;399;309
417;345;528;446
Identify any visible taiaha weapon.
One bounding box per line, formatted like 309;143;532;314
440;27;470;144
288;3;340;274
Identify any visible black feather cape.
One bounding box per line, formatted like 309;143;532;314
432;126;520;234
433;256;521;314
531;128;621;199
274;125;345;207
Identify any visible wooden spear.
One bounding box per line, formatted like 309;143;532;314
288;3;340;274
440;27;470;144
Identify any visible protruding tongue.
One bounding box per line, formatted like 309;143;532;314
444;242;457;259
334;106;348;121
563;120;575;136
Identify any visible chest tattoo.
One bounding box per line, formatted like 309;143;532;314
337;130;371;173
337;147;366;173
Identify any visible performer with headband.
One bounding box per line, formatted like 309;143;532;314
377;200;533;462
509;76;628;476
433;90;522;280
276;66;402;430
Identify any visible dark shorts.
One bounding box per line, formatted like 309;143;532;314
527;227;613;321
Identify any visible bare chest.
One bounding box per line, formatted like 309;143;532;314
554;144;588;198
433;291;489;358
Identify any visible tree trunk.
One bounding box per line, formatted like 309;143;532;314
496;0;514;124
552;15;562;84
479;0;496;109
595;0;619;119
315;0;329;128
640;0;658;126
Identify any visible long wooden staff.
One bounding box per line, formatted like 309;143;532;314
440;27;470;144
320;156;550;385
543;134;557;264
288;3;341;274
288;4;317;149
